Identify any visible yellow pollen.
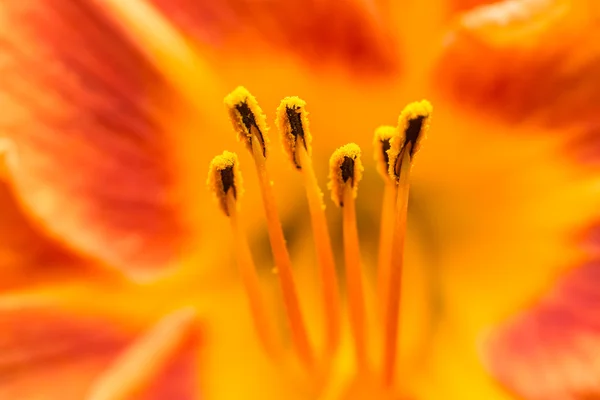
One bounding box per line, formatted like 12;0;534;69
328;143;364;208
387;100;432;181
275;96;313;169
373;126;397;181
224;86;270;158
211;91;432;394
207;151;243;217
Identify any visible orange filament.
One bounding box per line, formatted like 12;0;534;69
87;309;197;400
227;192;281;359
297;145;342;360
249;133;315;368
382;149;412;387
376;180;397;319
342;183;369;373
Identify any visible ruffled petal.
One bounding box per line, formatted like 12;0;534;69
0;0;191;276
483;261;600;400
147;0;400;76
0;301;200;400
434;0;600;128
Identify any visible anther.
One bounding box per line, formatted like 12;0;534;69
224;86;269;159
373;126;397;181
387;100;432;181
328;143;364;208
207;151;243;217
276;97;312;169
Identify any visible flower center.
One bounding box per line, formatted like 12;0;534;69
208;87;432;397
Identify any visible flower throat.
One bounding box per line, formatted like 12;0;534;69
208;87;432;394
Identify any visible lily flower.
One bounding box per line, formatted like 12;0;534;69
0;0;599;399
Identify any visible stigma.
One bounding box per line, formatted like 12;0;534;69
208;87;432;394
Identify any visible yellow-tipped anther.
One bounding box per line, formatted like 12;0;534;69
373;126;397;180
387;100;432;181
224;86;270;158
207;151;243;216
328;143;364;207
275;96;313;169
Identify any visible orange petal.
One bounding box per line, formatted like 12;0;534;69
445;0;498;14
147;0;401;77
483;261;600;400
0;179;107;290
88;308;199;400
0;1;189;277
566;125;600;168
0;303;200;400
579;223;600;255
434;0;600;128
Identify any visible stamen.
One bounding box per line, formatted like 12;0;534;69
329;144;368;372
207;152;279;358
382;101;432;387
225;88;314;368
87;308;197;400
373;126;398;319
276;97;341;360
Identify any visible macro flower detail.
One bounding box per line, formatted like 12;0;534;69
209;87;432;398
1;0;600;399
